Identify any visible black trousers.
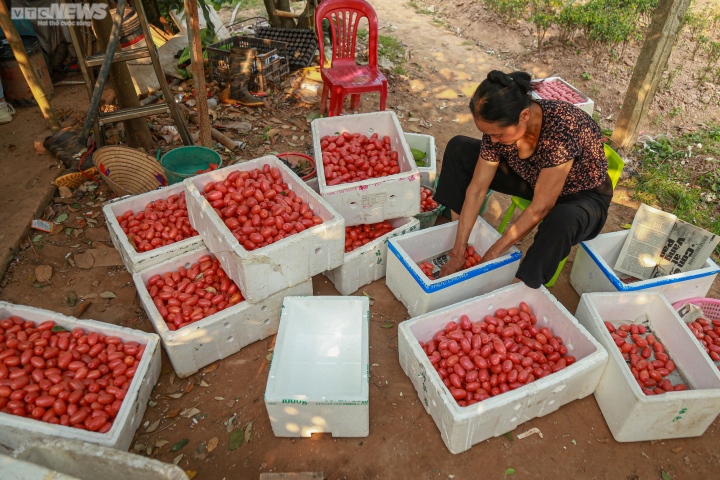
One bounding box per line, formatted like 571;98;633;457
434;135;613;288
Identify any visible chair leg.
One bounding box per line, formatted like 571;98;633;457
334;91;346;116
320;85;329;114
497;203;516;234
328;89;341;117
545;256;568;288
350;94;360;111
379;81;388;111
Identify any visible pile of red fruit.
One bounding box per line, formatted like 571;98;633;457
605;321;687;395
420;187;439;213
533;80;586;105
196;163;219;174
0;316;145;432
420;303;577;407
146;254;245;331
685;316;720;370
201;165;323;251
417;246;483;280
320;132;401;186
117;192;198;253
344;221;394;253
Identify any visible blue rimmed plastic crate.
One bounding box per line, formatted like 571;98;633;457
569;231;720;304
385;217;522;317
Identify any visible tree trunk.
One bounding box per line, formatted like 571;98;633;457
184;0;212;147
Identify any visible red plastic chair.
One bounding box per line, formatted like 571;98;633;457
314;0;388;116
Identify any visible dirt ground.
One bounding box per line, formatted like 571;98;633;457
2;0;720;479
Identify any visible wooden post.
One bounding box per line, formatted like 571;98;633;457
0;1;61;132
610;0;692;150
183;0;212;148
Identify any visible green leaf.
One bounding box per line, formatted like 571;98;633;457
54;213;69;224
505;432;514;442
228;428;245;451
32;235;43;243
51;325;68;332
64;227;73;235
505;468;515;476
661;472;672;480
621;223;632;229
381;322;394;329
170;438;189;452
66;291;78;307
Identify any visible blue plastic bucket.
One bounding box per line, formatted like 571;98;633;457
159;146;223;184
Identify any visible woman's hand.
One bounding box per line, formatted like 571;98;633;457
439;248;467;277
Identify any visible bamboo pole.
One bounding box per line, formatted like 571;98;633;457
0;1;61;132
183;0;212;147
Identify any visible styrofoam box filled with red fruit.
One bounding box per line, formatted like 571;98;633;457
133;246;313;378
575;291;720;442
311;111;421;226
0;301;161;453
103;183;204;275
386;217;522;317
324;217;420;296
531;77;594;117
398;283;608;454
184;155;344;304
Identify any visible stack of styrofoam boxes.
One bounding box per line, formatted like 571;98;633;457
265;296;370;437
324;217;420;296
0;302;161;453
575;292;720;441
398;283;608;454
386;217;522;317
532;76;594;116
103;183;204;275
404;132;437;188
570;231;720;305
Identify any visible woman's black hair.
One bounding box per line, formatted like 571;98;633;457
469;70;534;127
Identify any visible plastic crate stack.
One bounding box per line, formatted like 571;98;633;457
255;26;318;70
206;36;290;91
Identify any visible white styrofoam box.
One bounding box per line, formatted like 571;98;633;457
133;246;314;378
575;292;720;442
398;283;608;454
570;231;720;305
1;454;80;480
403;132;437;188
102;183;204;274
311;111;421;226
0;302;161;453
386;217;522;317
11;439;188;480
305;176;319;193
184;155;344;303
265;296;369;437
532;76;595;116
324;217;420;296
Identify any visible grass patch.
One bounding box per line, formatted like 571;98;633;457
631;125;720;254
432;19;445;27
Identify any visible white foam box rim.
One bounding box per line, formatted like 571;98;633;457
398;283;608;454
0;302;161;453
311;111;421;226
569;231;720;304
403;132;437;188
133;246;313;378
184;155;344;303
265;296;370;437
324;216;420;296
575;291;720;442
102;183;205;275
386;217;522;317
531;76;594;116
0;453;80;480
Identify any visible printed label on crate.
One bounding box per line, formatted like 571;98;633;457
361;192;386;207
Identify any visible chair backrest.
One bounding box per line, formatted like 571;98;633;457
314;0;379;71
604;144;625;189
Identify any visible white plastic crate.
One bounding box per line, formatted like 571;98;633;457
324;217;420;296
133;246;314;378
532;76;594;116
570;231;719;304
575;292;720;442
403;132;437;188
0;302;161;453
11;438;188;480
184;155;344;303
386;217;522;317
398;283;608;454
103;183;205;275
311;111;421;226
265;296;369;437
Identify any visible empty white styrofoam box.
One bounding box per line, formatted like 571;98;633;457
133;246;314;378
265;296;369;437
398;283;608;454
305;176;319;193
386;217;522;317
570;231;720;305
10;438;188;480
184;155;344;303
404;132;437;188
0;302;161;453
532;76;594;116
324;216;420;296
575;292;720;442
103;182;205;274
311;111;421;226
